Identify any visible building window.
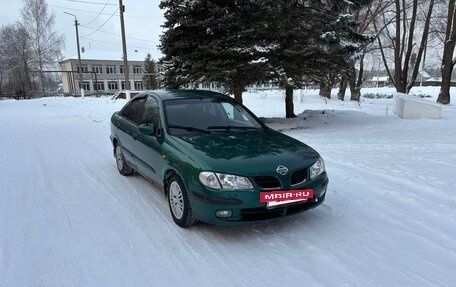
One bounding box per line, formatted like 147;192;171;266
108;81;118;90
77;64;89;73
82;81;90;91
92;65;102;74
106;65;116;74
120;65;124;74
133;65;142;74
95;82;105;91
121;81;126;90
134;81;143;90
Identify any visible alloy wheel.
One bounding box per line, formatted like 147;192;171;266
169;181;184;220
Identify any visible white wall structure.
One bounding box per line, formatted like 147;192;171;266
58;50;154;95
393;93;442;119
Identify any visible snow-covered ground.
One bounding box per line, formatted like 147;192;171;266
1;87;455;287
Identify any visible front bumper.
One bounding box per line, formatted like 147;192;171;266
188;173;329;225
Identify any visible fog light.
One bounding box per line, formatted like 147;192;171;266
216;210;232;218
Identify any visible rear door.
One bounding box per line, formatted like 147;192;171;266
134;95;164;184
117;97;146;169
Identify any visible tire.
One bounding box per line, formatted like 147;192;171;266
115;143;134;176
167;175;198;228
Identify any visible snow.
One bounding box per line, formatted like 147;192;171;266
1;87;455;287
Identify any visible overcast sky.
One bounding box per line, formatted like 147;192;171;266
0;0;165;61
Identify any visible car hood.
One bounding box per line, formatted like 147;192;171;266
172;129;320;175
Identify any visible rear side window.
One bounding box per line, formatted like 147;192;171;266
142;96;160;127
122;98;145;125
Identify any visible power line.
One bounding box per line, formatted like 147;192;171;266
84;0;111;26
49;4;115;15
81;7;119;38
80;36;157;50
50;4;160;18
66;0;116;5
57;24;75;32
80;25;159;44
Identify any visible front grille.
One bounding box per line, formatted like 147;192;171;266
291;168;307;185
252;176;281;189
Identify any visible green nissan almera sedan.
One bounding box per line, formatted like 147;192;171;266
110;90;328;227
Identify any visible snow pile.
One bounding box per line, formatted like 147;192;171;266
0;87;455;287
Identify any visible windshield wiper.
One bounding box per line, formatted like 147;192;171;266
168;124;211;134
207;125;258;131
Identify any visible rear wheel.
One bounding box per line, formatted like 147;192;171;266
167;175;198;227
115;143;134;176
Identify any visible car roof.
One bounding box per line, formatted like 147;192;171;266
145;89;227;101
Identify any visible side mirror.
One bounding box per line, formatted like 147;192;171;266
138;124;156;136
258;117;266;124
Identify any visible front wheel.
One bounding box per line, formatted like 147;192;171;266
167;175;198;227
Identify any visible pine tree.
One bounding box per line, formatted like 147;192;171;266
143;53;158;90
159;0;271;103
265;0;372;116
159;0;371;116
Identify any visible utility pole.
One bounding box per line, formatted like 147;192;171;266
64;12;84;97
119;0;130;98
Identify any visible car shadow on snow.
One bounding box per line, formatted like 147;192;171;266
190;205;334;240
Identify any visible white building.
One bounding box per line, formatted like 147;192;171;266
59;50;150;95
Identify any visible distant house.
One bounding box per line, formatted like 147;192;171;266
367;76;390;87
416;69;444;86
58;50;157;95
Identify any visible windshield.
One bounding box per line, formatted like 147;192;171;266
164;98;263;135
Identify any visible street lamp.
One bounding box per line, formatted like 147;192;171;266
64;12;84;97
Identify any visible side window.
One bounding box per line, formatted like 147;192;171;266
122;98;146;125
142;96;160;127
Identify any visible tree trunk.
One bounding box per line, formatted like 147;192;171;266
337;78;347;101
285;86;296;118
438;71;451;105
232;85;243;104
437;53;454;105
437;0;456;105
319;82;331;98
349;70;361;101
350;81;361;101
350;52;364;102
24;60;32;97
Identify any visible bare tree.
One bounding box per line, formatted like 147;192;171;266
334;0;398;102
334;0;388;101
20;0;64;92
0;24;34;96
374;0;435;93
437;0;456;104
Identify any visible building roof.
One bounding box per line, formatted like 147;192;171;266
60;50;150;62
420;70;430;78
370;76;389;82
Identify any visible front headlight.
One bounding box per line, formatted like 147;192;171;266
310;157;325;179
199;172;253;190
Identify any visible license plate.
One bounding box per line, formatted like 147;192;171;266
260;189;314;207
